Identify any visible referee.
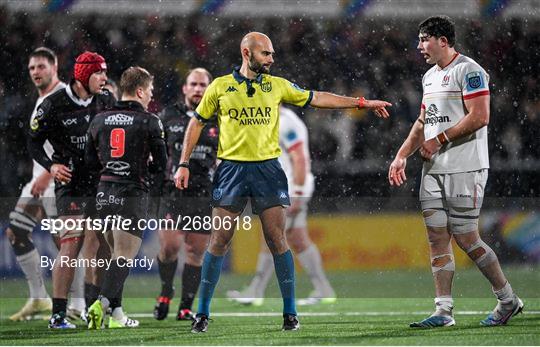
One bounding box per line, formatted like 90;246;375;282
174;32;391;333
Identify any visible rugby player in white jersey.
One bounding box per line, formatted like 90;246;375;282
6;47;83;321
388;15;523;327
227;106;335;306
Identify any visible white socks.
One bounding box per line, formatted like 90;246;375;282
297;244;335;297
493;281;514;303
434;296;454;316
16;249;48;299
247;252;274;297
112;306;125;321
68;264;86;311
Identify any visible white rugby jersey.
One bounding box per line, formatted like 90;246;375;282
278;106;314;197
30;81;66;178
421;53;490;174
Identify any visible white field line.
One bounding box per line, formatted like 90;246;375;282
128;310;540;318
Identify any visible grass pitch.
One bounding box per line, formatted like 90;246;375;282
1;267;539;345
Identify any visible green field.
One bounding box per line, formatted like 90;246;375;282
1;267;539;345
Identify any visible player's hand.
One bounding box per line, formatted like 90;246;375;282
174;167;190;190
31;171;53;197
388;156;407;186
364;99;392;119
419;138;442;160
50;164;72;184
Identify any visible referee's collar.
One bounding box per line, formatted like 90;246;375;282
232;66;263;84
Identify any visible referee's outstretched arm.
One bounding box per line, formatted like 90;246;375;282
310;91;392;119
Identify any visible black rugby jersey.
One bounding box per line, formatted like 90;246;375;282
159;102;218;181
28;81;116;175
86;100;167;189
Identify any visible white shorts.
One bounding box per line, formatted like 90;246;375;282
17;176;57;217
420;169;488;210
285;174;314;230
285;197;310;230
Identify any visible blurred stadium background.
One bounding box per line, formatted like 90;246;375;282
0;0;538;302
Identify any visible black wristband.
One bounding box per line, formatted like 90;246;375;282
178;162;190;169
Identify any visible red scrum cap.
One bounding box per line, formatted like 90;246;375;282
74;51;107;89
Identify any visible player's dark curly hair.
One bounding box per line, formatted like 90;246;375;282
418;15;456;47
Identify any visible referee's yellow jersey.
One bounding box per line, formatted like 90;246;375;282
195;67;313;162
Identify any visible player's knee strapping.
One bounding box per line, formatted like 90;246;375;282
422;209;448;228
8;209;38;255
431;253;455;273
466;240;497;268
448;207;480;234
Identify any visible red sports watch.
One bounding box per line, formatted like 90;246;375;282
357;97;366;109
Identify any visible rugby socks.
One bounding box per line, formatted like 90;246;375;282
180;263;202;310
493;281;514;302
248;251;274;297
52;298;68;316
68;264;86;310
85;282;101;308
16;249;49;299
197;251;224;317
157;257;177;298
109;284;124;312
434;296;454;316
111;306;125;321
100;258;130;310
273;250;297;316
297;244;335;298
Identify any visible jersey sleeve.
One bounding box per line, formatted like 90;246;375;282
279;109;305;152
148;115;168;173
84;120;102;174
29;97;54;138
278;77;313;108
28;97;55;171
460;63;490;100
195;80;219;122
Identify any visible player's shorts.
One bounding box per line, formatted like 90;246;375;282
95;181;148;238
285;173;315;230
55;177;98;217
211;159;290;215
158;178;212;234
420;169;488;210
17;175;57;217
285;200;309;229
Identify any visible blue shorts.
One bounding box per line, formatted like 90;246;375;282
211;159;290;215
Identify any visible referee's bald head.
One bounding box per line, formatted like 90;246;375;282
241;32;271;52
241;32;274;74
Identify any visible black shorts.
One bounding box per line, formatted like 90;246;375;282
158;178;212;234
211;159;290;215
55;179;97;217
95;181;148;238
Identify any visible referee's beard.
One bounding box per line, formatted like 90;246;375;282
248;55;269;74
